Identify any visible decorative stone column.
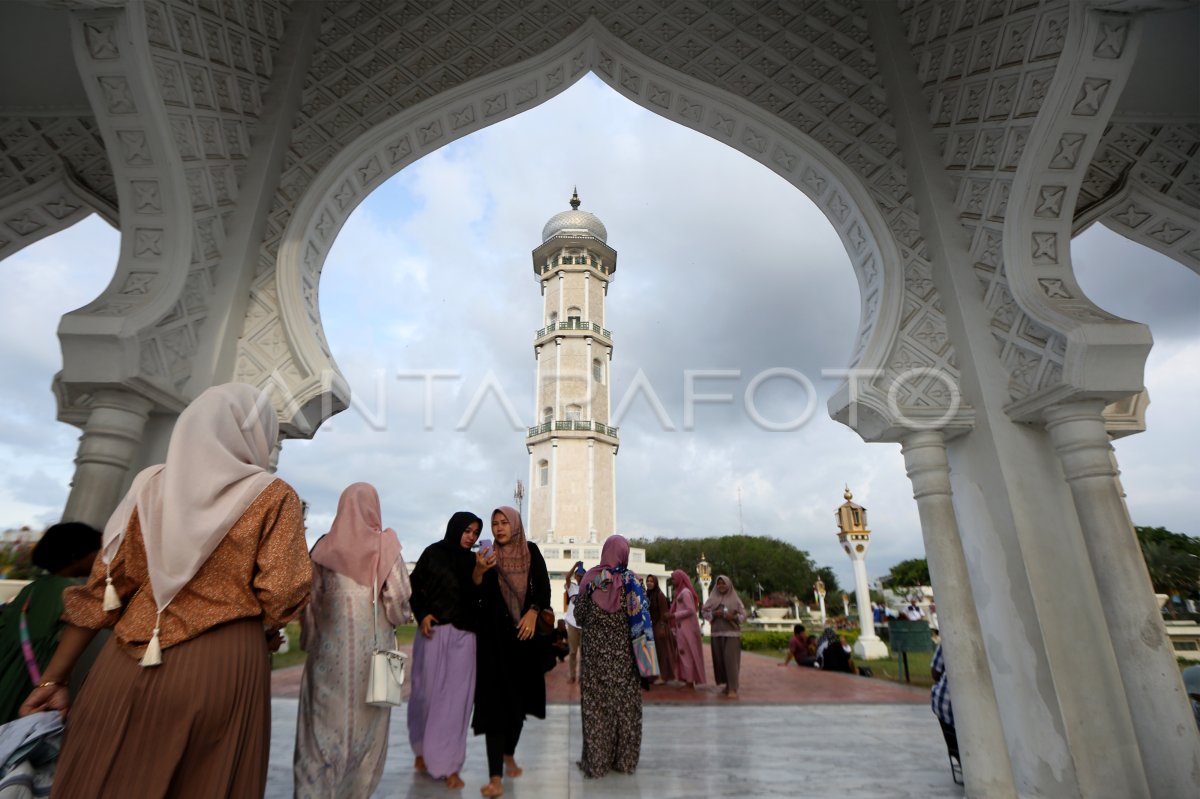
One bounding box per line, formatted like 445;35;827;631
1044;400;1200;794
62;389;154;529
901;430;1017;798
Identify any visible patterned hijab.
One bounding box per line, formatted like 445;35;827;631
582;535;652;640
702;574;746;616
581;535;630;614
492;506;529;623
310;482;401;589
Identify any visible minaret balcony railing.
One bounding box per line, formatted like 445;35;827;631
534;320;612;341
537;256;613;276
526;419;619;438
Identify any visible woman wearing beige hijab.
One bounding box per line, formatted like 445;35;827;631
293;482;411;799
20;383;312;798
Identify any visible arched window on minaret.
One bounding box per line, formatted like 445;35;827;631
538;459;549;486
543;406;552;424
567;306;581;327
548;310;558;326
592;358;603;384
566;404;582;421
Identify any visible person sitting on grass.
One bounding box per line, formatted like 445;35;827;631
779;624;815;668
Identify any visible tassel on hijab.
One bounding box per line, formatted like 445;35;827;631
102;568;121;612
140;612;163;667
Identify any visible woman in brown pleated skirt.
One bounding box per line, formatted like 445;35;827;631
51;618;270;798
18;384;312;799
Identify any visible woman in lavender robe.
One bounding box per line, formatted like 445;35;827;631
408;511;486;790
293;483;411;799
669;569;706;687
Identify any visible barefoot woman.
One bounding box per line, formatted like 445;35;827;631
472;507;551;797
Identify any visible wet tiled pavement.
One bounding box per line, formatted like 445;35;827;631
271;648;929;705
269;650;958;797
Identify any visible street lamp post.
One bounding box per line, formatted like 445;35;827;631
697;552;712;636
815;577;827;627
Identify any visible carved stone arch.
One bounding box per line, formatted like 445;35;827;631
256;19;945;439
1074;176;1200;275
1002;4;1154;420
0;167;118;264
54;6;198;411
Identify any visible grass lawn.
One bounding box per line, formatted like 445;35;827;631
862;650;935;688
270;622;419;670
743;644;934;687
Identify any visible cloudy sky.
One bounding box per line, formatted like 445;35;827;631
1;74;1197;588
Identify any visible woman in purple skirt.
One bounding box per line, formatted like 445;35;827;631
408;511;487;790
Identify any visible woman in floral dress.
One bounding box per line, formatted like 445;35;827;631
575;535;649;778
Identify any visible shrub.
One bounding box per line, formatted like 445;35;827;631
740;631;792;652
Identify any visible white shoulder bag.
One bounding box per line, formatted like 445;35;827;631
366;574;407;707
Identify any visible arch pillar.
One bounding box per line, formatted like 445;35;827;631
61;387;154;529
900;430;1015;799
1044;399;1200;792
867;3;1153;795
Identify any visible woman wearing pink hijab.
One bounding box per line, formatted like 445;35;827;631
293;482;411;799
669;569;706;688
21;383;311;798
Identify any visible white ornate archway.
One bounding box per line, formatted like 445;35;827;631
242;20;969;440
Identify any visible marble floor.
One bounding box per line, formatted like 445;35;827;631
267;700;965;798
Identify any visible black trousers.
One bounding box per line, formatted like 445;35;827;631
485;716;524;778
938;718;959;758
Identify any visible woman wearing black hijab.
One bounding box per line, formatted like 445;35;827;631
407;511;486;790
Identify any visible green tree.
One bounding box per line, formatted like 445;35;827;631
1136;526;1200;617
628;535;839;603
886;558;930;592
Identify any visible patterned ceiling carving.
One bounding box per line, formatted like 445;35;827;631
900;0;1077;401
1082;122;1200;273
0;116;117;261
134;0;290;390
0;0;1188;431
235;0;964;433
50;0;291;410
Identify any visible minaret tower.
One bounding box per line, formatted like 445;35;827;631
526;190;618;546
837;486;889;659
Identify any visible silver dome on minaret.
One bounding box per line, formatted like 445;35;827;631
541;189;608;243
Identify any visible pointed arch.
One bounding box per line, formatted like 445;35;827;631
258;19;919;437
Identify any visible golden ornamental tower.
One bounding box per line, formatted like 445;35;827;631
837;486;888;659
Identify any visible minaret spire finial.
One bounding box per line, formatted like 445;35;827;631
569;187;580;210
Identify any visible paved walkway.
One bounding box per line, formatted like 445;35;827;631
271;649;929;705
269;650;959;797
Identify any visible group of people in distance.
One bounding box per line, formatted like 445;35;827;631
781;623;857;672
5;383;561;798
3;380;780;798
